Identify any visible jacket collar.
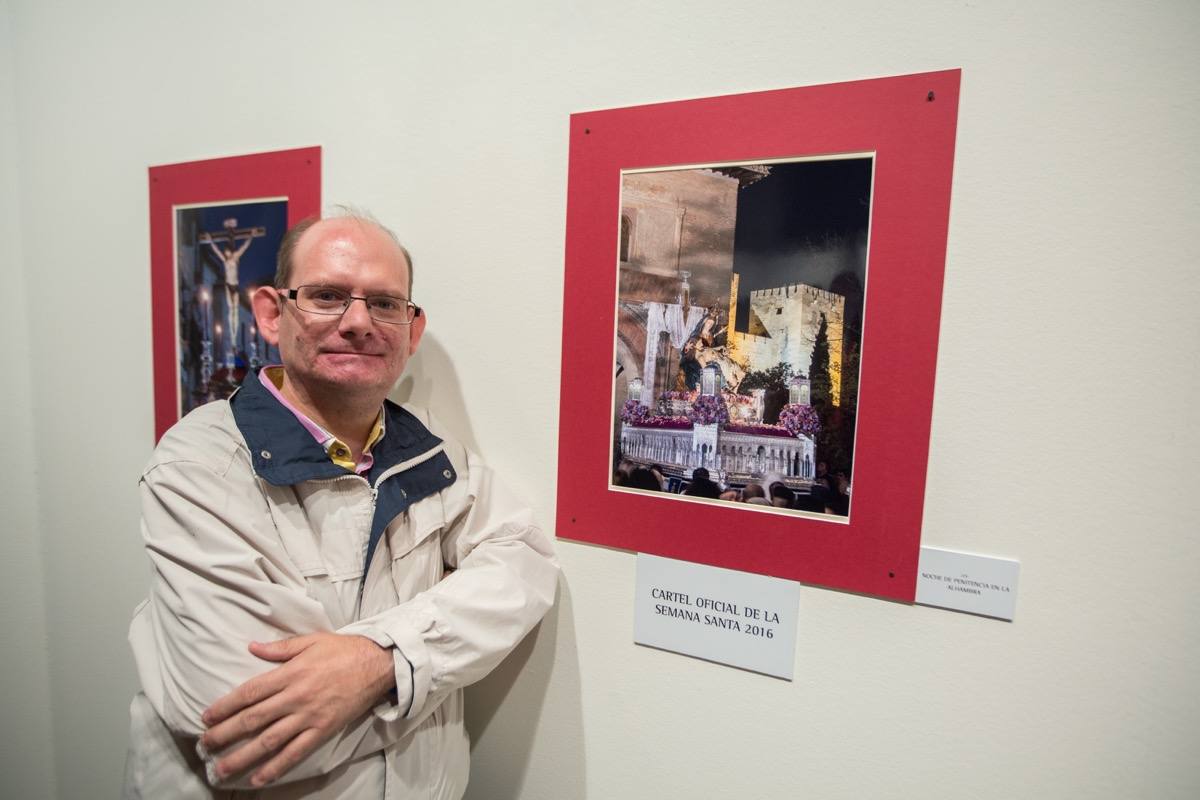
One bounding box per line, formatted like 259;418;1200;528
230;369;443;487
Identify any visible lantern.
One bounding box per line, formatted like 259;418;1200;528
628;375;643;403
789;375;811;405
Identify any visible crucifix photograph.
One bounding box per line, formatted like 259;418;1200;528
175;199;286;414
200;218;266;372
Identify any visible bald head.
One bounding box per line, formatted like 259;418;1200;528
275;210;414;297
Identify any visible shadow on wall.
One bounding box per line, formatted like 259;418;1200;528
392;331;586;797
390;332;479;455
464;576;585;799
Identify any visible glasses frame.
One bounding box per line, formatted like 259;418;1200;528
281;285;422;325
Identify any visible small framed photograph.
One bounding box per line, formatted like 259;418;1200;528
148;147;321;440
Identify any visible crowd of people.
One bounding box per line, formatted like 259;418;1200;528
613;459;850;516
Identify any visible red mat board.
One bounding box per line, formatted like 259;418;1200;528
556;71;960;602
149;147;321;441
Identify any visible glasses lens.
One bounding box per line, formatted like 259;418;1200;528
366;296;415;324
297;286;349;314
294;286;415;323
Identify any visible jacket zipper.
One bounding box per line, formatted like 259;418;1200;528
356;444;446;610
370;443;446;490
305;473;377;613
306;446;445;611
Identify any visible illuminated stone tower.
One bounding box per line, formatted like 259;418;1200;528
727;276;846;406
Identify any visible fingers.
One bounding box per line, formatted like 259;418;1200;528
203;635;316;725
202;682;292;752
202;668;286;727
210;714;307;781
249;634;314;662
199;632;383;787
250;727;325;788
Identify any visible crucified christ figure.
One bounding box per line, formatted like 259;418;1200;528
200;218;264;368
209;234;254;289
209;234;254;365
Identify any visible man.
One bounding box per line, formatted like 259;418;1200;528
125;212;559;798
740;482;767;503
682;467;721;499
825;470;851;516
769;482;796;509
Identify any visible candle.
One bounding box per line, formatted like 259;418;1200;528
199;287;211;340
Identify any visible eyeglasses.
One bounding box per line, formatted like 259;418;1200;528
282;285;422;325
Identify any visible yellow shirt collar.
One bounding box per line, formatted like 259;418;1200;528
260;366;386;473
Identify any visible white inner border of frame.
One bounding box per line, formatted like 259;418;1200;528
606;152;877;526
171;196;289;418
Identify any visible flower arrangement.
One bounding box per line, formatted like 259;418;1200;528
659;389;697;417
778;403;821;438
619;399;650;425
723;422;794;438
688;394;729;426
634;416;693;430
620;399;693;430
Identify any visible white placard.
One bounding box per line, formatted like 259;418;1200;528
634;553;800;679
915;546;1020;621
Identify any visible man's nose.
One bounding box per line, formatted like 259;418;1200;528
338;297;375;334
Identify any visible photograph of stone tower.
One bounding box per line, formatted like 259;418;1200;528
611;156;872;520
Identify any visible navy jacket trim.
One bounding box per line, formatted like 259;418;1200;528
229;371;458;573
363;450;456;578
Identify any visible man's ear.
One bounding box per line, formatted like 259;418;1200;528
251;286;283;345
408;308;427;354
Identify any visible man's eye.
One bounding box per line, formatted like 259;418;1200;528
371;298;399;312
311;289;344;303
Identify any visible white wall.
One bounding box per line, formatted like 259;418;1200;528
4;1;1197;798
0;3;57;798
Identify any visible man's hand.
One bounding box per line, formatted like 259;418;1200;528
199;632;395;788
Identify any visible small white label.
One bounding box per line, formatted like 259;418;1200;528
916;546;1020;621
634;553;800;679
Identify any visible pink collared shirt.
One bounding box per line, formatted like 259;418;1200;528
258;366;384;474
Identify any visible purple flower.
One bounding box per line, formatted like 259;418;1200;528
778;403;821;438
620;399;651;424
687;394;729;426
723;422;793;438
638;416;693;430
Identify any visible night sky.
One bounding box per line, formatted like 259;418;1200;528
731;157;873;336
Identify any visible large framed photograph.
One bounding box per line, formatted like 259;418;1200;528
557;72;960;601
148;147;321;440
613;156;871;520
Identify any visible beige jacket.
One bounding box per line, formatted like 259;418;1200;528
124;381;558;799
